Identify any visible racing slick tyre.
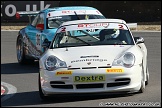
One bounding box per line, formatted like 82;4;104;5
138;63;146;93
16;36;34;64
145;66;149;85
38;73;50;100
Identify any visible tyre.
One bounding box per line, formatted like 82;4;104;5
16;36;34;64
138;63;146;93
145;67;149;85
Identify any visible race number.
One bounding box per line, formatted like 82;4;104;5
118;25;124;29
86;29;96;32
36;33;41;50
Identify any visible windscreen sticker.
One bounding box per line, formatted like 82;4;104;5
47;10;103;18
62;10;86;14
118;24;124;29
78;23;109;28
61;27;66;32
48;16;62;20
57;23;128;33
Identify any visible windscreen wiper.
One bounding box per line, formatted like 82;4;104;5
78;30;100;40
74;11;80;20
68;35;91;46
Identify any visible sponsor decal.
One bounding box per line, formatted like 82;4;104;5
78;23;109;28
106;68;124;73
74;75;105;82
71;59;107;63
36;33;41;50
61;27;66;32
87;62;91;65
96;10;100;14
55;71;72;75
62;10;86;14
48;16;62;19
48;13;50;16
24;35;42;57
118;24;124;29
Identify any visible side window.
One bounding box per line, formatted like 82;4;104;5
31;14;40;26
53;33;64;48
36;13;45;25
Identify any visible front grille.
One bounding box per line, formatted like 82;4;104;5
68;68;80;70
76;83;104;89
98;66;111;68
67;66;112;70
107;78;130;87
107;82;130;87
82;67;96;69
50;81;73;89
115;78;130;82
50;84;73;89
50;81;65;84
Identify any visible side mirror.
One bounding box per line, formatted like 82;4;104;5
36;24;44;31
134;37;144;44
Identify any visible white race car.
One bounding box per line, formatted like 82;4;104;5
39;19;149;100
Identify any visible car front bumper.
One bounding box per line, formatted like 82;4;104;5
39;65;142;95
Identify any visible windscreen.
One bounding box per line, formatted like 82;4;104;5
51;22;134;48
47;10;105;29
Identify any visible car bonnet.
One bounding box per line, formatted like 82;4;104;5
47;45;133;68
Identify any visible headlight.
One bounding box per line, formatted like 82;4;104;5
45;55;67;71
112;52;135;68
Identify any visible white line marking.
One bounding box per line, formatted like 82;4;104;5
1;30;19;31
1;82;17;102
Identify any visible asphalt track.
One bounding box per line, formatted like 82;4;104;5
1;31;161;107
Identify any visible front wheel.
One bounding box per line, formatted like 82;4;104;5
145;67;149;85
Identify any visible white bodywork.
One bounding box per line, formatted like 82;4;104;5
39;19;148;95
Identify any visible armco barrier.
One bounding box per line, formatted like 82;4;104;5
127;23;137;30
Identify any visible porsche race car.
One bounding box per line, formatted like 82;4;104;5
39;19;149;100
16;6;105;64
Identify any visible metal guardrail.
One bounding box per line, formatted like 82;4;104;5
127;23;137;30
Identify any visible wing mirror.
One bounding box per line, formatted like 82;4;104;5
134;37;144;44
36;24;44;31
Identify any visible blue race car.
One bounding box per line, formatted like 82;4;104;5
16;6;106;64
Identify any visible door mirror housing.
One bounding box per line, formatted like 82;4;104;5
36;24;44;31
134;37;144;44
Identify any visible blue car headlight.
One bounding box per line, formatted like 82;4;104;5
44;55;67;71
112;52;135;68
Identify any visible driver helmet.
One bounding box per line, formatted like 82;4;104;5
105;29;120;38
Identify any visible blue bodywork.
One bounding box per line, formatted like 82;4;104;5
18;6;106;59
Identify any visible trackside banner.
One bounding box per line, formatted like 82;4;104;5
1;1;60;22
